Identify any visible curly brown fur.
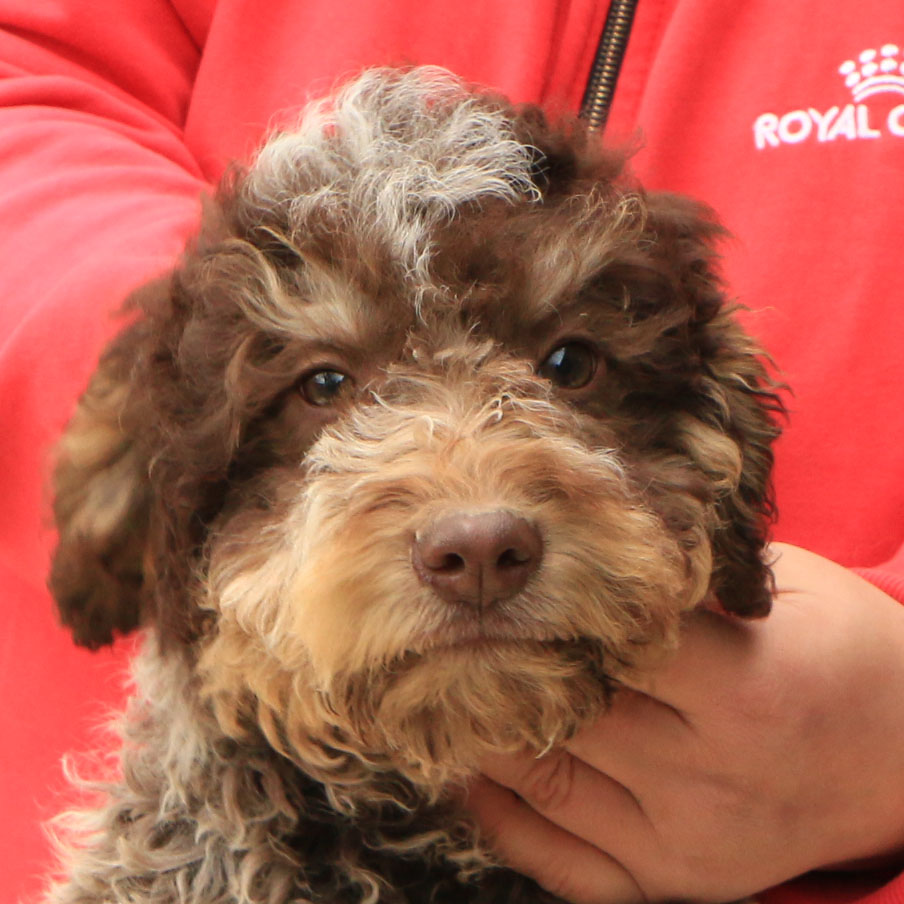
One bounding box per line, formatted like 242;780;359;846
46;68;782;904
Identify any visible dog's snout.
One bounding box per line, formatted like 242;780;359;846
412;510;542;608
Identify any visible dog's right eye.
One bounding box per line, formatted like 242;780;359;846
538;342;598;389
299;369;354;406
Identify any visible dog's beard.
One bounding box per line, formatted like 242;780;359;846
320;637;612;792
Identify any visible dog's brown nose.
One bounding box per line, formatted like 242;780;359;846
412;510;542;608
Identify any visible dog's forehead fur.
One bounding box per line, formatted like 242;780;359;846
215;69;636;353
242;67;544;281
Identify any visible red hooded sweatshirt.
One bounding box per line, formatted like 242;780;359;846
1;1;902;902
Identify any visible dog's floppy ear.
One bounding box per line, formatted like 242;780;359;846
643;192;783;618
49;286;163;650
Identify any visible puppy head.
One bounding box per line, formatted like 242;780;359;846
50;68;781;792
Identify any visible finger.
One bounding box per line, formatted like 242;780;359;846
479;748;656;859
466;775;645;904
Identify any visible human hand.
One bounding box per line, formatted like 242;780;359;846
466;543;904;903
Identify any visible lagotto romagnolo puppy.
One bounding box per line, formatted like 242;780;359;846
46;68;782;904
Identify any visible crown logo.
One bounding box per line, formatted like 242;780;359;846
839;44;904;101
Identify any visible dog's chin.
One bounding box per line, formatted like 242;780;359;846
328;634;611;795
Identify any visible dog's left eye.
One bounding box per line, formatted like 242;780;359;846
538;342;597;389
300;369;354;406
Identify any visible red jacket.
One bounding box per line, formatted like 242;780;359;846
1;1;902;901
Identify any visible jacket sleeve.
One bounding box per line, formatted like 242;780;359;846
855;543;904;606
0;4;209;898
0;0;209;584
